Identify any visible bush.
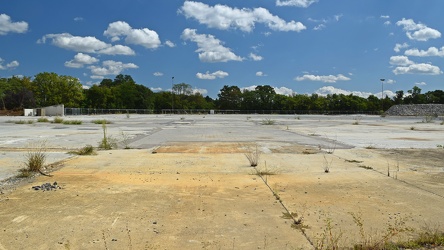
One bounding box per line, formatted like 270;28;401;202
23;141;47;173
69;145;96;155
62;120;82;125
37;117;50;122
53;117;64;123
92;119;112;124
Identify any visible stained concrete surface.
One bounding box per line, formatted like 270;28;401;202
0;114;443;249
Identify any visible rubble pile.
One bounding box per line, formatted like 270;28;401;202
385;104;444;116
32;182;61;191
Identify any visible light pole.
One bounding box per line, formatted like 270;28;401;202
380;78;385;111
171;76;174;114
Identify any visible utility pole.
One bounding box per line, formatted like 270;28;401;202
171;76;174;114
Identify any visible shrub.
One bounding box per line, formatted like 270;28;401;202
92;119;112;124
62;120;82;125
37;117;50;122
53;117;64;123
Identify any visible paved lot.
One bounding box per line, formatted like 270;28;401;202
0;114;443;249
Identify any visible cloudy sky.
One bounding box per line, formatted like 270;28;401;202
1;0;443;98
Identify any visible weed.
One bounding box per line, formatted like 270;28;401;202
21;141;51;177
319;135;337;154
98;123;117;150
37;117;50;122
437;144;443;148
92;119;112;124
410;126;415;130
14;120;33;124
53;117;64;123
358;165;373;170
352;116;362;125
315;216;343;250
126;110;130;119
422;115;435;123
396;224;444;248
244;144;260;167
323;153;333;173
364;145;376;149
63;120;82;125
254;163;277;176
69;145;96;155
261;118;276;125
120;130;131;149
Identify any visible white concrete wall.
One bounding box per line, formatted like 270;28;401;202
44;105;64;116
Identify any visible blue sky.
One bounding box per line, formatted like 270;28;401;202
1;0;443;99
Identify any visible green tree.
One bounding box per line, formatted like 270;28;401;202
32;72;84;107
218;85;242;110
255;85;276;110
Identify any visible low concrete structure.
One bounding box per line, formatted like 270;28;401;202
24;104;64;116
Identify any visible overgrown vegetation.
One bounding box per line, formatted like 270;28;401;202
53;117;64;123
98;122;117;150
92;119;112;124
69;145;96;155
18;141;49;177
37;117;50;122
62;120;82;125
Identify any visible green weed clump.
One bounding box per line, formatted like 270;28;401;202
37;117;50;122
53;117;64;123
92;119;112;124
62;120;82;125
18;141;48;178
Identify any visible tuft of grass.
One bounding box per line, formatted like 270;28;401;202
422;115;435;123
352;116;362;125
21;141;48;176
14;120;34;124
92;119;112;124
244;144;260;167
254;163;278;176
37;117;50;122
365;145;376;149
63;120;82;125
69;145;96;155
53;117;64;123
120;130;131;149
17;168;33;178
261;118;276;125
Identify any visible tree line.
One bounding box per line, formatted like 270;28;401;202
1;72;444;113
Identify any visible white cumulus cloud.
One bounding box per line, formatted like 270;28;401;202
104;21;161;49
65;53;99;68
396;18;441;41
405;46;444;57
315;86;394;98
38;33;135;55
276;0;318;8
196;70;229;80
256;71;267;77
393;63;442;75
165;40;176;48
153;72;163;77
0;58;19;70
249;53;263;61
295;74;351;83
0;14;28;35
88;60;138;78
394;43;409;53
181;28;243;63
180;1;306;32
389;55;414;66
